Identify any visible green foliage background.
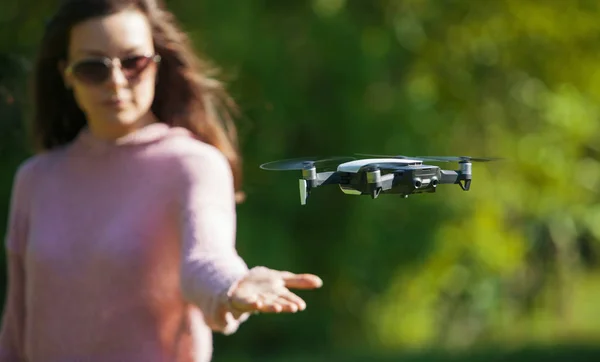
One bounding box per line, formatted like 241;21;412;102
1;0;600;361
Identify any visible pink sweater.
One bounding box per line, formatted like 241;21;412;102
0;123;251;362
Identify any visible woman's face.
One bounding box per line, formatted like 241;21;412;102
62;9;159;139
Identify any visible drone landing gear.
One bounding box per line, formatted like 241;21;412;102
299;167;318;205
298;166;347;205
299;179;310;205
369;185;382;199
458;161;472;191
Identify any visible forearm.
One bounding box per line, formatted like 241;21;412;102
180;251;250;334
175;144;252;334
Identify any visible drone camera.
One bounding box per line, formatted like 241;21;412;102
413;177;422;189
413;175;439;190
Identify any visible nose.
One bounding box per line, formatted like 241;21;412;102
107;58;127;87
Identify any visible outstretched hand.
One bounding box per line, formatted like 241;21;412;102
228;266;323;314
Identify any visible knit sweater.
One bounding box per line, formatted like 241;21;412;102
0;122;250;362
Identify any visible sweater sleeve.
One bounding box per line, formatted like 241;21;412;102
176;144;250;335
0;162;33;361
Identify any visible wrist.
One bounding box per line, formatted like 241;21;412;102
225;276;246;315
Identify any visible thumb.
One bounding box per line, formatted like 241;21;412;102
280;272;323;289
230;293;262;311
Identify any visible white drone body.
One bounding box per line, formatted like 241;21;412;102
336;158;422;172
261;154;494;205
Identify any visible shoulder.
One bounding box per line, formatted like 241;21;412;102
156;126;233;183
11;150;61;188
7;153;52;223
160;127;230;162
15;143;71;177
155;127;236;207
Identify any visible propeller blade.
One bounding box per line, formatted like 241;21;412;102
355;153;413;159
259;156;355;171
414;156;502;162
356;153;501;163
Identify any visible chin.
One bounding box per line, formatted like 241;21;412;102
86;104;153;134
103;109;146;128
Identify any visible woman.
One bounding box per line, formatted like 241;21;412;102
0;0;322;361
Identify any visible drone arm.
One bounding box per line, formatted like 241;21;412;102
298;171;346;205
380;173;395;190
316;171;346;186
439;170;460;184
440;168;471;191
364;169;395;199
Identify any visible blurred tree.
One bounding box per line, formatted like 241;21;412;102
362;0;600;350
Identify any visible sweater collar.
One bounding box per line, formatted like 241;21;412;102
74;122;172;152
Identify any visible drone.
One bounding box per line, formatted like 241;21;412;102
259;153;501;205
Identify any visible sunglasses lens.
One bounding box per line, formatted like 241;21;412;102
121;55;153;78
72;60;110;84
70;55;157;84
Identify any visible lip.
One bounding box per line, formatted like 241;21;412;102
103;98;127;108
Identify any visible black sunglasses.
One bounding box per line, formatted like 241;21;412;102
65;53;161;85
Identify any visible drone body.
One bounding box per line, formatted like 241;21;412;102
260;154;498;205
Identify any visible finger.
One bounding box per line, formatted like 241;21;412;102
281;273;323;289
230;297;261;313
272;296;299;313
257;300;283;313
263;303;283;313
245;292;275;313
258;291;300;314
277;291;307;311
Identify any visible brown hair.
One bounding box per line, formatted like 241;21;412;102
32;0;244;202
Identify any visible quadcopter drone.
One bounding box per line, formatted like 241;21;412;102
259;153;501;205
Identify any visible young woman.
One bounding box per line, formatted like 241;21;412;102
0;0;322;361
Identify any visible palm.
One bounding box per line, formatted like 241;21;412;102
229;267;322;314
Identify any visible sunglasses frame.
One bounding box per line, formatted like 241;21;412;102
64;53;162;85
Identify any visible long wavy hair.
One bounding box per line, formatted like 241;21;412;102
32;0;245;202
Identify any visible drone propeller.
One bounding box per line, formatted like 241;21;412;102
414;156;501;163
259;156;355;171
355;153;500;163
355;153;414;159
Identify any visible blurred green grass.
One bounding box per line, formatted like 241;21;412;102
215;344;600;362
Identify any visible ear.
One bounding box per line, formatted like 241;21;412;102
58;60;73;89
